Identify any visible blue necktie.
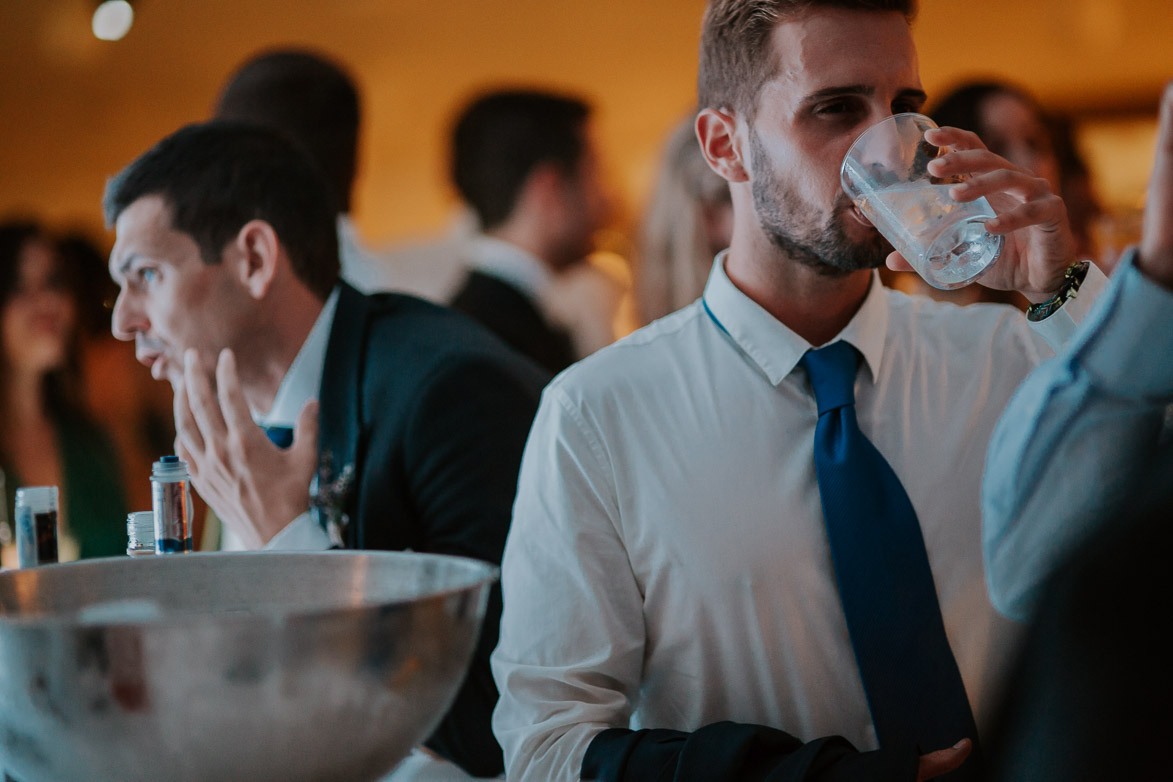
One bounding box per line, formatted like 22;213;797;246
801;342;980;773
264;425;294;449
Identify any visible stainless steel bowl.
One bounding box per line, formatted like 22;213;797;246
0;551;496;782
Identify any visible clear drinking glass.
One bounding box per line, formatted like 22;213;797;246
841;112;1003;290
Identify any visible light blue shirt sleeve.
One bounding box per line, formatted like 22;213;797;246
982;250;1173;622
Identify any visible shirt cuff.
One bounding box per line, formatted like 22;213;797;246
1026;260;1109;351
262;512;334;550
1072;249;1173;398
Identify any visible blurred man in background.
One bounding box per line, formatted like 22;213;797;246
448;89;613;373
214;48;464;300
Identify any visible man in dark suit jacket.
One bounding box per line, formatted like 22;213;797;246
451;264;575;374
102;121;546;777
449;90;613;374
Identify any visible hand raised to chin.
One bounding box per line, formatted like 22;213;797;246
174;348;319;549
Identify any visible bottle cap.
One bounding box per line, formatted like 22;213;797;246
152;456;189;480
15;486;59;510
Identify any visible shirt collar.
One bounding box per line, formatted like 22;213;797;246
467;235;554;304
336;213;357;239
256;287;340;428
336;214;365;266
701;251;889;386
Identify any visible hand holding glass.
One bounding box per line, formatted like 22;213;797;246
841;113;1003;289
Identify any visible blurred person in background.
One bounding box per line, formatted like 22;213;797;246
541;253;630;359
636;116;732;325
57;232;176;514
448;89;614;373
0;220;128;565
1046;114;1104;266
931;82;1063;204
214;48;464;301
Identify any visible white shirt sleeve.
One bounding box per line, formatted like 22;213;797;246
262;512;334;551
1025;260;1109;351
982;250;1173;622
491;385;645;782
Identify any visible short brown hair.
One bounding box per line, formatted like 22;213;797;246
698;0;917;118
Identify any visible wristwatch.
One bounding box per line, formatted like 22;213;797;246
1026;261;1091;322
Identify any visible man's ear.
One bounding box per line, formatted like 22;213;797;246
231;219;280;300
696;108;749;184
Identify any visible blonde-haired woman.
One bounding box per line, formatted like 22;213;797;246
636;118;733;325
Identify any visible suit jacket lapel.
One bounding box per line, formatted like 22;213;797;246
316;282;368;548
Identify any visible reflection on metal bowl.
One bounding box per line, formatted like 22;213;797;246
0;551;496;782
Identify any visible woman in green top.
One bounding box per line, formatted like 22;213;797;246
1;220;127;561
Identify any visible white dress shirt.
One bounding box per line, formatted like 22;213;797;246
379;210;480;303
219;289;339;552
982;250;1173;622
491;254;1105;781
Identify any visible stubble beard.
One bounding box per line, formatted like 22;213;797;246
748;127;890;277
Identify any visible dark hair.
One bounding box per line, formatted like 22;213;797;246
56;232;118;338
451;89;591;230
930;81;1038;138
214;49;360;213
103;121;341;300
931;81;1101;256
0;221;42;313
0;220;82;425
698;0;918;118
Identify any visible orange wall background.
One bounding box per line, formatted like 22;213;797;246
1;0;1171;248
